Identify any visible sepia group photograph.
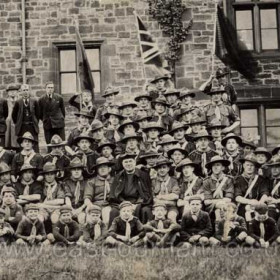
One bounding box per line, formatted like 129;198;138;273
1;0;280;279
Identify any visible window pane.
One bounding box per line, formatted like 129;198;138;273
267;127;280;147
266;109;280;126
236;11;253;30
260;9;277;29
86;49;100;70
92;72;101;93
237;30;254;50
60;50;76;72
261;29;278;50
241;128;259;143
240;109;258;126
61;73;77;94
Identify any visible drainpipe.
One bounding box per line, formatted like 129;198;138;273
21;0;27;84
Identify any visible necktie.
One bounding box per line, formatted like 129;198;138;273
24;99;28;107
260;222;265;239
228;156;234;171
64;224;70;239
215;106;221;121
74;181;81;206
157;220;164;230
258;168;263;176
4;206;11;219
125;220;131;239
94;223;102;240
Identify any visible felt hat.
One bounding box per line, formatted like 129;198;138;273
47;134;67;147
102;86;119;98
74;110;95;119
150;75;170;84
241;139;257;150
17;132;38;144
25;203;39;212
167;144;188;158
163;88;180;97
207;119;226;130
0;162;12;175
118;101;137;110
86;204;102;214
119;132;142;144
142;122;165;133
118;118;140;134
178;89;196;99
91;120;104;132
134;112;153;123
266;155;280;167
254;147;272;161
153;155;172;169
205;155;230;170
73;132;94;146
152;202;167;210
254;203;268;214
176;107;195;120
1;186;16;196
119;153;137;162
206;85;226;95
60;205;73;214
221;133;243;147
104;108;124;120
68;157;84;170
40;162;60;175
192;130;213;141
158;134;178;146
239;154;260;167
93;157;114;169
17;164;37;175
134;93;152;102
216;67;230;79
139;149;159;162
175;158;199;173
169;121;187;134
6;84;20;91
188;117;206;126
151;96;169;108
188;195;203;202
96;141;116;153
272;144;280;156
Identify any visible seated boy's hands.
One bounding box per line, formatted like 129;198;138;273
189;235;201;243
36;235;43;241
129;236;139;244
117;235;129;242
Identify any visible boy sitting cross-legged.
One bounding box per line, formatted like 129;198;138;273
0;208;15;245
105;201;146;247
144;203;180;248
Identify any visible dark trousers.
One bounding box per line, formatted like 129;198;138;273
44;128;65;152
19;124;39;152
0;135;5;148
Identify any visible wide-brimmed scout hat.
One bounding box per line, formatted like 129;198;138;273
96;141;116;153
151;96;170;108
207;119;226;130
192;130;212;141
139;149;159;162
73;132;94;146
169;121;187;135
150;75;170;84
119;132;142;143
176;107;195;120
40;162;60;175
47;134;67;147
241;137;257;150
104;108;124;120
0;162;12;175
134;93;152;102
102;86;119;98
216;67;230;79
119;153;137;162
91;120;104;132
17;164;37;175
153;156;172;169
163;89;180;97
254;147;272;161
205;155;230;170
239;154;260;167
221;133;243;147
118;101;137;110
206;85;226;95
118;119;140;134
178;89;197;99
74;110;95;119
17;132;38;144
158;134;178;146
167;144;188;158
188;117;206;126
265;155;280;167
142;122;165;133
93;157;114;169
175;158;199;173
134;112;153;123
68;157;84;169
272;144;280;156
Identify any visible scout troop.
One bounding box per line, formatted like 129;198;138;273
0;72;280;249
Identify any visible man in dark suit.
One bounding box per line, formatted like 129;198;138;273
38;81;65;148
0;96;8;147
12;84;40;151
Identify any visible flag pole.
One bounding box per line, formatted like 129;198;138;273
211;1;218;75
75;18;82;111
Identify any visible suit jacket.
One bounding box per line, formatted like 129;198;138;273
0;98;8;134
12;98;40;135
38;93;65;129
180;210;212;240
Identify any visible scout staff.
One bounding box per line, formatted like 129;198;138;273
84;157;114;228
144;203;180;248
0;208;14;244
15;203;46;245
152;156;180;222
179;196;212;247
105;201;146;247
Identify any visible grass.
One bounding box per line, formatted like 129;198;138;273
0;245;280;280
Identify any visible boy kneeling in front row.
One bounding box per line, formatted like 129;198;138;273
144;203;180;248
105;201;145;247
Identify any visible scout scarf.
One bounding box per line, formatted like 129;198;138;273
3;205;11;219
71;176;84;206
97;175;111;202
271;179;280;197
21;178;35;196
158;175;171;195
201;152;207;176
63;223;70;239
191;211;199;222
45;181;58;200
225;150;239;171
29;219;38;242
156;219;164;230
255;215;268;240
121;216;134;239
21;149;36;165
82;100;93;111
0;147;5;160
93;220;102;240
212;101;223;121
243;174;259;199
212;174;228;199
184;175;198;197
77;123;90;134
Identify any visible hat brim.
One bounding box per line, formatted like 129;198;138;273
47;141;67;147
17;167;37;174
119;103;137;110
91;125;104;132
239;158;260;167
142;125;165;133
104;112;124;119
118;122;140;133
179;93;195;99
205;159;230;170
193;135;213;141
67;164;84;170
158;140;178;146
135;116;153;122
120;154;137;161
164;91;180;97
134;95;152;102
0;170;12;175
167;148;188;158
119;135;142;143
221;136;243;147
207;124;227;130
241;142;257;149
73;136;94;146
96;143;116;153
272;147;280;156
17;137;38;144
102;91;119;97
254;151;272;160
150;76;169;84
74;112;95;119
176;162;199;173
93;161;114;169
151;101;170;108
153;161;172;169
169;125;187;134
40;169;60;175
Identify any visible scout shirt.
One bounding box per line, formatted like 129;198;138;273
52;220;81;244
178;175;204;199
223;150;242;177
145;218;180;237
82;220;107;243
16;218;46;241
14;180;43;199
74;149;98;179
67;125;91;149
41;180;65;202
84;175;113;206
1;203;23;230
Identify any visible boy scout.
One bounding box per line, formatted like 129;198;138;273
104;108;123;142
90;120;108;151
152;156;180;222
157;135;178;158
144;203;180;248
0;208;14;244
207;119;225;156
163;89;180;116
167;144;188;176
149;75;170;99
137;149;159;180
118;118;140;137
119;101;137;120
16;203;46;245
142;122;164;151
0;162;14;195
254;147;272;178
134;93;152;116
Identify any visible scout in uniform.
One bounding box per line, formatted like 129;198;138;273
104;108;123;143
137;149;159;180
235;154;269;220
207;119;226;156
176;158;204;214
69;89;96;117
73;132;97;179
241;136;257;157
254;147;272;178
167;144;188;178
0;94;8;147
96;141;116;174
90;120;109;151
272;144;280;158
144;203;180;248
46;205;81;246
163;89;181;116
120;132;142;157
43;134;70;180
179;196;212;247
204;86;240;134
189;130;218;177
221;133;243;177
187;117;206;138
67;110;94;149
84;157;114;227
117;118;140;138
118;101;137;120
151;96;173;131
1;186;23;231
142;122;164;151
0;208;15;244
0;162;14;196
209;202;248;247
152;156;180;222
157;134;178;159
63;157;89;224
134;93;153;116
16;203;47;245
95;86;119;122
11;132;43;182
246;203;279;248
77;204;107;247
203;156;234;216
149;75;170;100
105;201;146;247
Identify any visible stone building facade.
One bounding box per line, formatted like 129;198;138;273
1;0;280;149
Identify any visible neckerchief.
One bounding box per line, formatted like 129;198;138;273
184;175;198;197
211;174;227;198
21;179;34;196
225;150;239;171
97;175;111;202
121;216;134;239
271;179;280;197
71;176;84;206
21;149;36;165
93;220;102;240
158;175;171;195
45;181;58;200
242;174;259;199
